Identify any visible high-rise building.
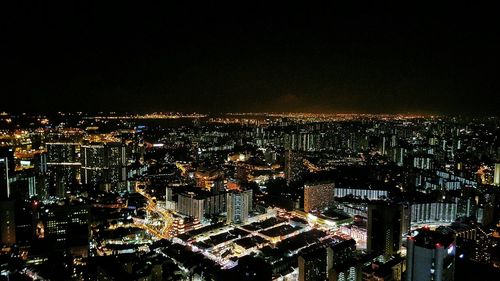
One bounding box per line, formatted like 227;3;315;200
46;142;81;196
177;191;228;220
81;143;107;185
285;150;303;184
367;203;403;258
35;202;90;251
410;202;457;224
298;247;327;281
494;163;500;186
46;142;80;164
177;192;205;220
297;238;361;281
304;182;335;212
0;200;16;245
81;142;127;190
166;186;173;201
0;147;14;200
406;227;455;281
204;192;226;217
329;260;362;281
10;169;37;200
298;239;358;281
226;189;252;224
107;142;128;187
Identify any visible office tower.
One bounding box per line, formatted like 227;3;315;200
35;202;91;250
367;203;403;258
494;163;500;186
0;200;16;245
298;247;327;281
226;189;252;224
406;227;455;281
303;182;335;212
0;147;14;199
285;150;303;184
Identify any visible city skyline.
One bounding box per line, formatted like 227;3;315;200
1;2;500;281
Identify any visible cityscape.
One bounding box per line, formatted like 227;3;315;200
1;112;499;280
2;2;500;281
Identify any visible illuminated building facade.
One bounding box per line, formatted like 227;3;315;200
494;163;500;186
0;147;14;199
410;202;457;224
81;142;127;190
177;191;227;220
226;189;252;224
285;150;303;184
81;143;106;185
177;192;205;220
334;187;388;201
46;142;81;197
304;182;335;212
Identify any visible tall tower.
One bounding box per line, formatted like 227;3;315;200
367;202;403;258
226;189;252;224
298;247;327;281
81;141;127;190
494;163;500;186
0;147;14;199
285;150;303;185
406;227;455;281
46;142;81;197
0;200;16;245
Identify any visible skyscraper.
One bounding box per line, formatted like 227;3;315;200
285;150;303;185
177;192;205;220
0;147;14;199
46;142;81;197
35;202;91;251
0;200;16;245
226;189;252;224
81;142;127;190
298;247;327;281
81;143;107;186
367;202;403;258
406;227;455;281
494;163;500;186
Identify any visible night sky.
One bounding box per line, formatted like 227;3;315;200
2;1;499;115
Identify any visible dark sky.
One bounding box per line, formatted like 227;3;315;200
2;1;499;115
